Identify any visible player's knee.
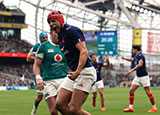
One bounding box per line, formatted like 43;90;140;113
70;105;80;114
99;92;103;97
55;101;62;111
50;109;58;115
129;89;134;94
55;101;65;112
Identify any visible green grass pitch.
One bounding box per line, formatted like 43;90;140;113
0;87;160;115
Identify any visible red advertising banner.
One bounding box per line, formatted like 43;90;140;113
0;53;28;58
147;32;160;54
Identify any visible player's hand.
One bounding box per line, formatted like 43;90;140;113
68;71;80;80
37;78;46;90
127;70;132;75
120;54;125;59
105;54;109;60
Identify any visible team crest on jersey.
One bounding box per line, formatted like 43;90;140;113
78;38;83;43
54;54;62;62
48;49;54;53
62;38;65;43
66;26;71;30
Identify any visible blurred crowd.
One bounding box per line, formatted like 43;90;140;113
103;71;115;87
0;35;32;53
150;75;160;87
0;64;34;80
0;73;34;88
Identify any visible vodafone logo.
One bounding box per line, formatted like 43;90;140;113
54;54;62;62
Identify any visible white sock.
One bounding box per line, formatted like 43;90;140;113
129;104;133;109
152;105;156;109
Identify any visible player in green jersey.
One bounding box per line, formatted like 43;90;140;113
27;31;48;115
33;30;68;115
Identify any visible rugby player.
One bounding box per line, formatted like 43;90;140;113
27;31;48;115
90;53;109;111
121;45;157;112
47;11;97;115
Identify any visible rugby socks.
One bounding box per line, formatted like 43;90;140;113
34;101;40;109
101;104;105;108
129;94;134;109
148;93;156;108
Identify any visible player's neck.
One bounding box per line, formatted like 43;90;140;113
136;51;141;56
92;61;96;64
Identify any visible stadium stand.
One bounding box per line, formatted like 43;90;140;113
0;35;32;53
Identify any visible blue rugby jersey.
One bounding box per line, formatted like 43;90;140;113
134;52;148;77
58;24;93;71
92;62;103;82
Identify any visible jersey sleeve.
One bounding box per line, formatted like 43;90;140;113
29;45;38;54
69;27;85;45
98;62;104;67
35;44;44;60
137;55;142;61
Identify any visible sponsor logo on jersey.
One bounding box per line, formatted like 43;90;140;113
48;49;54;53
79;83;83;87
54;54;62;62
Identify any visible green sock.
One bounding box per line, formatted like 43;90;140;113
34;101;40;109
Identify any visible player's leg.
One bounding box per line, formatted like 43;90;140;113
97;80;105;111
69;67;96;115
31;91;43;115
144;86;157;112
141;76;157;112
55;77;74;115
98;88;105;111
91;82;97;107
70;89;91;115
123;84;139;112
56;88;72;115
92;91;97;107
46;96;58;115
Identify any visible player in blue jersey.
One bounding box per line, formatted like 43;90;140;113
90;53;109;111
47;11;97;115
121;45;157;113
27;32;48;115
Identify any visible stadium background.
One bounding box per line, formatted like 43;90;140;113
0;0;160;115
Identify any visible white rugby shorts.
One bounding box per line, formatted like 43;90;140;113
132;75;150;87
42;78;64;100
60;66;97;93
91;80;104;93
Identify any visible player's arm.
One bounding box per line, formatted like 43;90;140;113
26;52;35;63
103;54;110;67
120;54;134;62
33;58;46;90
127;59;143;75
68;41;88;80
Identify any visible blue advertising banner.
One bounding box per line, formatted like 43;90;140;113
97;31;117;56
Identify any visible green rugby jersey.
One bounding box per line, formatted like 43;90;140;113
30;43;44;87
30;43;44;76
35;41;68;81
29;43;40;54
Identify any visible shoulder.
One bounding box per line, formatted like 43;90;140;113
65;24;82;35
41;41;49;46
97;62;104;66
33;43;40;48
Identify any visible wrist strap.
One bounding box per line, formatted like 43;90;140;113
36;75;42;81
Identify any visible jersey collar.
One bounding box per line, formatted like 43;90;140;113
49;41;59;47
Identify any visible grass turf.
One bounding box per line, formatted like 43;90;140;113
0;87;160;115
